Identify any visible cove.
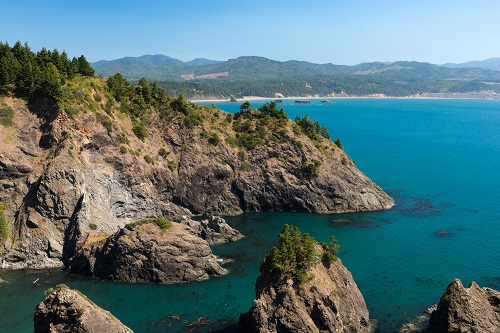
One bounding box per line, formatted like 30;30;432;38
1;98;499;332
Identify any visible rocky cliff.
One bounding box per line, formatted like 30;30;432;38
239;226;371;333
34;284;133;333
0;75;390;270
67;220;226;283
428;279;500;333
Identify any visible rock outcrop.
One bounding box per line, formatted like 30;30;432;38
67;221;226;283
428;279;500;333
183;215;243;245
34;284;133;333
239;258;371;333
0;79;391;269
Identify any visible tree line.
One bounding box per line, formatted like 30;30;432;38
0;41;94;99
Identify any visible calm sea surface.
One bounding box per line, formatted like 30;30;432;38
1;98;499;332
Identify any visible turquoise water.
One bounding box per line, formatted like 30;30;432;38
1;99;499;332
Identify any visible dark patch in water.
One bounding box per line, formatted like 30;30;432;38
415;276;446;287
328;215;381;228
435;230;453;237
484;276;500;290
395;196;441;217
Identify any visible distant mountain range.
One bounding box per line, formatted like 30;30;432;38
442;58;500;71
91;55;500;99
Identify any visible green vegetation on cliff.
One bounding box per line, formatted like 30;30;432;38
126;217;172;230
0;205;9;242
266;224;340;283
0;41;94;99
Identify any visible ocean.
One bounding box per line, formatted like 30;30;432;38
1;98;499;332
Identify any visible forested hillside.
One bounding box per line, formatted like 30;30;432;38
91;55;500;99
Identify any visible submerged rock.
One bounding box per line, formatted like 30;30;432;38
34;284;132;333
67;221;225;284
428;278;500;333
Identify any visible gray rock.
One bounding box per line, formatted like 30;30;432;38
34;284;133;333
67;221;226;284
428;279;500;333
182;215;243;245
239;258;371;333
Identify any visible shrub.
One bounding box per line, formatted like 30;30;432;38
237;150;246;162
334;138;343;150
294;114;330;141
208;133;221;146
0;207;9;241
144;154;154;164
321;236;340;265
96;113;113;132
119;145;128;154
132;121;148;140
241;161;252;171
0;106;15;127
126;217;171;230
117;132;130;144
341;155;347;166
167;160;177;171
301;159;321;178
89;223;97;230
225;136;242;148
158;147;170;157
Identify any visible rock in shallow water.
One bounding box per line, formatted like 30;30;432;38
34;284;133;333
67;221;226;284
239;258;371;333
428;278;500;333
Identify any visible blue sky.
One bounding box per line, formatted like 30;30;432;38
2;0;500;65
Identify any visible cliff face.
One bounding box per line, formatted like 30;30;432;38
239;259;371;333
0;77;390;269
34;285;133;333
428;279;500;333
67;221;226;283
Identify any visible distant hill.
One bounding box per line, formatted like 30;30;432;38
442;58;500;71
91;55;500;99
92;55;222;78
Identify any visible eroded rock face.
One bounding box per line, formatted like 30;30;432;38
1;92;390;270
428;279;500;333
67;222;226;284
34;285;133;333
238;259;371;333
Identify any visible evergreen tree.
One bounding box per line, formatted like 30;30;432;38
76;55;94;76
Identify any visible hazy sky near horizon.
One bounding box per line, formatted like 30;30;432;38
2;0;500;65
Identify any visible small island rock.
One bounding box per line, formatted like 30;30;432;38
428;278;500;333
34;284;133;333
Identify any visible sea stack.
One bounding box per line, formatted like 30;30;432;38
238;225;371;333
34;284;133;333
428;278;500;333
